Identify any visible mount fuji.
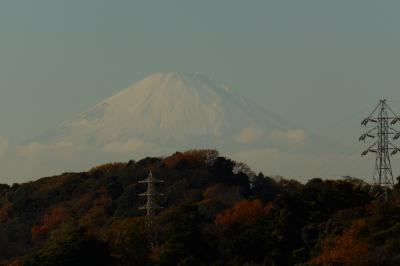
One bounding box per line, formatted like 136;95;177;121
41;72;302;149
17;72;309;179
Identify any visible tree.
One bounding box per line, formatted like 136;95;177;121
215;199;270;228
215;200;273;265
31;206;70;241
105;217;152;266
159;204;215;266
310;219;370;266
24;227;112;266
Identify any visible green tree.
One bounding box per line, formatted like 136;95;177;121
159;204;215;266
24;227;112;266
106;217;152;266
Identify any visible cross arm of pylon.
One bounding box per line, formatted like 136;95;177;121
389;126;400;132
391;117;400;124
359;126;377;141
139;179;164;183
139;204;163;210
389;126;400;140
389;143;400;155
361;142;377;156
361;117;378;126
362;102;382;126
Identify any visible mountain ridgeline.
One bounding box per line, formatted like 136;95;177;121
17;72;306;182
0;150;399;265
45;72;289;147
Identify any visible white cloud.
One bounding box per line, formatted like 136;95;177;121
234;128;308;146
234;127;266;144
233;148;281;161
16;141;73;159
270;129;308;144
102;139;146;153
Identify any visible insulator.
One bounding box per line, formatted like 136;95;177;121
359;135;366;141
391;118;399;125
369;149;377;153
394;133;400;140
367;134;375;138
369;118;377;123
361;150;368;156
361;118;369;126
391;149;398;156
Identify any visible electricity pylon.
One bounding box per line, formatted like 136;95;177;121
139;171;163;248
360;99;400;201
139;171;164;216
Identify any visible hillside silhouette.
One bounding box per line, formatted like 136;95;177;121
0;150;399;266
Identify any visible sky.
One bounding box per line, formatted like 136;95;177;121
1;0;400;182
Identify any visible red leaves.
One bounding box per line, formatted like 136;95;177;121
164;149;218;169
215;199;271;228
31;206;70;241
79;188;112;234
310;219;369;266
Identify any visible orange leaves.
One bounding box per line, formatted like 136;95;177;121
79;188;112;233
200;184;242;206
70;193;92;213
164;149;219;169
31;206;70;241
215;199;271;228
310;219;369;266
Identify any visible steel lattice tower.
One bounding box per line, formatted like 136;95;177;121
139;171;163;249
139;171;164;216
360;99;400;201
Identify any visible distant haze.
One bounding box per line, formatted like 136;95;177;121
0;1;400;182
0;72;391;183
9;72;309;181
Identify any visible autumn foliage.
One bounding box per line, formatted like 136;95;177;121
1;152;399;265
215;199;272;228
31;206;70;241
199;184;243;206
79;187;112;233
310;219;369;266
89;162;128;175
164;149;219;169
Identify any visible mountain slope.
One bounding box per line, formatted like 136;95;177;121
7;72;311;181
1;151;394;266
40;72;293;151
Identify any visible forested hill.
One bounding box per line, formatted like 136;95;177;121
0;150;399;266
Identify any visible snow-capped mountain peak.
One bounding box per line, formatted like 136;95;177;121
47;72;288;150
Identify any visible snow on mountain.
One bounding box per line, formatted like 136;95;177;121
38;72;298;154
13;72;309;180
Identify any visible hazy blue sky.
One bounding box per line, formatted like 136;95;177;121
1;1;400;181
1;0;399;140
